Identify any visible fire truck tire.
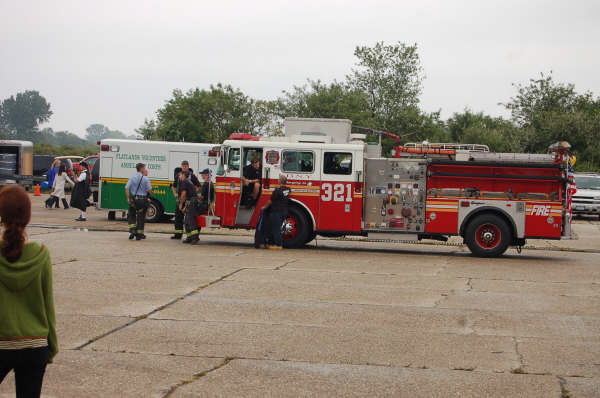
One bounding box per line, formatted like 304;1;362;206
282;206;310;249
465;213;512;257
305;231;317;244
145;199;163;223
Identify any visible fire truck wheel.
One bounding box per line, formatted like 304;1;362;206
305;231;317;244
145;199;164;223
465;213;512;257
282;206;310;248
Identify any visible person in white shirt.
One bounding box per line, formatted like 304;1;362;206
48;165;74;209
69;162;91;221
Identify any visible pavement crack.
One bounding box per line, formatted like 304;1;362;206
275;259;298;270
466;277;473;292
161;357;235;397
74;268;247;350
557;376;571;398
512;337;525;372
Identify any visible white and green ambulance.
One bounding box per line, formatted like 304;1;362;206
99;139;218;222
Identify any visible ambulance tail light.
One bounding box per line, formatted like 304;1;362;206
208;150;217;157
101;145;110;151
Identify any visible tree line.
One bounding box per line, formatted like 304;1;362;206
0;91;137;155
2;41;599;171
137;42;600;171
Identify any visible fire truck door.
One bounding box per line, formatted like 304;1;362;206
318;151;358;231
235;147;263;225
219;146;242;226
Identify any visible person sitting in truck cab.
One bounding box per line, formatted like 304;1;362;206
242;158;262;205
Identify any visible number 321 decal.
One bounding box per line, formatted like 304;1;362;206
321;183;353;202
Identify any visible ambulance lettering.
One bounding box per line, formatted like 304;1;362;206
530;205;551;216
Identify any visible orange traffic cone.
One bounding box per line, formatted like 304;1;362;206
35;184;41;196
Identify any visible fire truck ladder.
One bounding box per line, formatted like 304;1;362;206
353;126;463;157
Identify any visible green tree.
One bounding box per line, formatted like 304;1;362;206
503;73;600;170
278;79;374;126
135;119;157;140
446;109;523;152
347;41;424;127
0;91;52;139
149;84;258;143
85;124;110;142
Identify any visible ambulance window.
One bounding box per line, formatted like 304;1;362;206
323;152;352;175
282;151;313;173
227;148;240;171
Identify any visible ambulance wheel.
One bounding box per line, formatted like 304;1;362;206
107;211;116;221
465;214;511;257
145;199;163;223
282;207;310;248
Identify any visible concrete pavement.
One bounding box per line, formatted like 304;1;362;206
0;194;599;397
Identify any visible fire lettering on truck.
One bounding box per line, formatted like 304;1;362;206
530;205;551;216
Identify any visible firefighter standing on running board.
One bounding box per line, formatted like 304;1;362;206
178;170;200;244
171;161;201;240
125;163;152;240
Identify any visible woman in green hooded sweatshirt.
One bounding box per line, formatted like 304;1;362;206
0;186;57;397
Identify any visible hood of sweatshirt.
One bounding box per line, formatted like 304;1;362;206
0;242;49;292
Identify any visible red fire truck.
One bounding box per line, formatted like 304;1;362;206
199;118;576;257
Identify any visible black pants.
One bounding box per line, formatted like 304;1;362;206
127;198;148;236
47;196;69;209
173;204;184;236
184;199;200;239
0;347;48;398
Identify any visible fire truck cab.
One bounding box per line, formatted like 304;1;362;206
205;118;576;257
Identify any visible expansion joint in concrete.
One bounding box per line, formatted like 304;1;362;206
512;337;525;371
275;259;297;270
556;376;571;398
74;268;247;350
161;357;235;397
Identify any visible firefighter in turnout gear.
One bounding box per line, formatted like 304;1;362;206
171;161;201;239
125;163;152;240
261;175;291;250
178;170;200;244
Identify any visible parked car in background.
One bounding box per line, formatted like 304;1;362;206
573;173;600;219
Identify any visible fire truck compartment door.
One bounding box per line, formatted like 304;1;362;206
318;151;361;232
169;151;200;175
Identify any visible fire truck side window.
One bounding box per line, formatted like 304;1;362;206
227;148;240;171
282;151;314;173
323;152;352;175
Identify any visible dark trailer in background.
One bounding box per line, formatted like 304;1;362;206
0;140;34;189
34;154;56;177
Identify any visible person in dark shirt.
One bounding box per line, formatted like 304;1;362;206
171;161;201;239
261;175;291;249
242;158;262;204
178;170;200;244
198;168;215;212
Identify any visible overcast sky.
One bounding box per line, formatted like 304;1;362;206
1;0;599;137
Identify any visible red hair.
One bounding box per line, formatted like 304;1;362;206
0;186;31;262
